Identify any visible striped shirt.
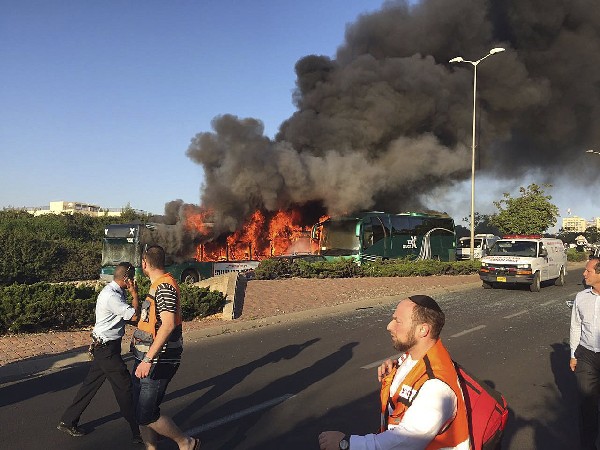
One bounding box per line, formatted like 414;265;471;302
570;287;600;358
155;282;183;364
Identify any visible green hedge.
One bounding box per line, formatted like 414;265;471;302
253;258;481;280
361;259;480;277
0;278;226;335
0;210;147;285
567;248;589;262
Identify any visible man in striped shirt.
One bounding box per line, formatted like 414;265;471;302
132;245;199;450
570;256;600;450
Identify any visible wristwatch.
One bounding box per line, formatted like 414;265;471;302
339;434;350;450
142;356;152;363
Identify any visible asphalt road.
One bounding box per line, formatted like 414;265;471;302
0;270;584;449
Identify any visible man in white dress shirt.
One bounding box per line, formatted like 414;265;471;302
570;256;600;450
57;262;142;445
318;295;469;450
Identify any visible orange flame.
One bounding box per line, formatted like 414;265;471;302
190;207;321;261
185;207;213;235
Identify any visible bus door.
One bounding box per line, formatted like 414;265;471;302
360;216;389;259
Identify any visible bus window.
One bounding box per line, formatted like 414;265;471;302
409;217;424;234
371;215;389;242
422;217;454;235
362;218;374;249
320;219;360;256
391;216;412;234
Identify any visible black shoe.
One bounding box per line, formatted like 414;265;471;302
132;434;144;445
57;421;86;437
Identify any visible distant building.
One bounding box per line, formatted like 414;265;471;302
12;201;144;217
562;215;598;232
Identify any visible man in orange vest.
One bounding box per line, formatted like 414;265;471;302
318;295;469;450
131;245;200;450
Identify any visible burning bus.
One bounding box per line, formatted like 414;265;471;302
99;223;259;283
100;207;320;282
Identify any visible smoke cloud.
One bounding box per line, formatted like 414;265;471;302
182;0;600;236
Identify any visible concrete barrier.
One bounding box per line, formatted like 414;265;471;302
194;272;239;320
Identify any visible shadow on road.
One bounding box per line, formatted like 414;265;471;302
0;345;88;385
501;341;578;449
187;341;359;449
0;359;89;407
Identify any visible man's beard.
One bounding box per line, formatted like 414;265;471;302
393;324;418;352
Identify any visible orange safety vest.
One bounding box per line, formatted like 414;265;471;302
380;339;470;449
136;272;182;340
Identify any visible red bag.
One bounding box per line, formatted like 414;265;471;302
454;362;509;450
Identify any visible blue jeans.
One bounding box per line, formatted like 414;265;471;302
132;359;180;425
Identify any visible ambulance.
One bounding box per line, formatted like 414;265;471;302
479;235;567;292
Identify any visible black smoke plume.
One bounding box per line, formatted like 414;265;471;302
181;0;600;238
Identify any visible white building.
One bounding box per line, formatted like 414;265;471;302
16;201;139;217
562;215;599;232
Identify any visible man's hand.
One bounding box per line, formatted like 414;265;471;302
318;431;345;450
125;278;137;293
570;357;577;372
378;358;397;382
135;361;152;379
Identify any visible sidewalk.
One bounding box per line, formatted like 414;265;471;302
0;274;483;382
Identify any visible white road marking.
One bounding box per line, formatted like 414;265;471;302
362;354;402;370
540;300;556;307
503;310;529;319
449;325;486;338
185;394;295;434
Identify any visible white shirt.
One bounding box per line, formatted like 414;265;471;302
92;281;135;342
570;287;600;358
350;354;463;450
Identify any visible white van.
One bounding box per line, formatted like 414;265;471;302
479;235;567;292
456;234;500;260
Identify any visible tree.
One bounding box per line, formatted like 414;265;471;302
119;203;150;223
461;212;502;236
489;183;559;235
556;229;579;245
585;226;600;244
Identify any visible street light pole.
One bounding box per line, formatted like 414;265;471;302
450;47;505;260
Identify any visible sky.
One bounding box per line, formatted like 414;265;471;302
1;0;597;230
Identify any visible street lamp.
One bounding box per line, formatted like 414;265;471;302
450;47;505;260
586;149;600;156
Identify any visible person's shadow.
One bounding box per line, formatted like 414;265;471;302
177;341;359;449
168;338;320;408
501;341;579;449
83;338;321;432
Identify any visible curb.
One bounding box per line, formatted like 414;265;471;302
0;280;482;386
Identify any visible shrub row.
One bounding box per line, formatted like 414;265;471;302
0;209;147;285
0;278;225;335
252;258;481;280
567;248;589;262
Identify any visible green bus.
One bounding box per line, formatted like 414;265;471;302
311;211;456;262
100;223;258;283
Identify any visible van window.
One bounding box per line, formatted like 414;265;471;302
458;238;483;249
489;241;537;257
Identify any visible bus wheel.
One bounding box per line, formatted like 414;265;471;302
182;270;199;284
530;272;541;292
555;267;565;286
482;281;493;289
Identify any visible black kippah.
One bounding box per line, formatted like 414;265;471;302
408;295;442;313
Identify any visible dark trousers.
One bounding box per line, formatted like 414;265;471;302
575;345;600;450
61;338;139;436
